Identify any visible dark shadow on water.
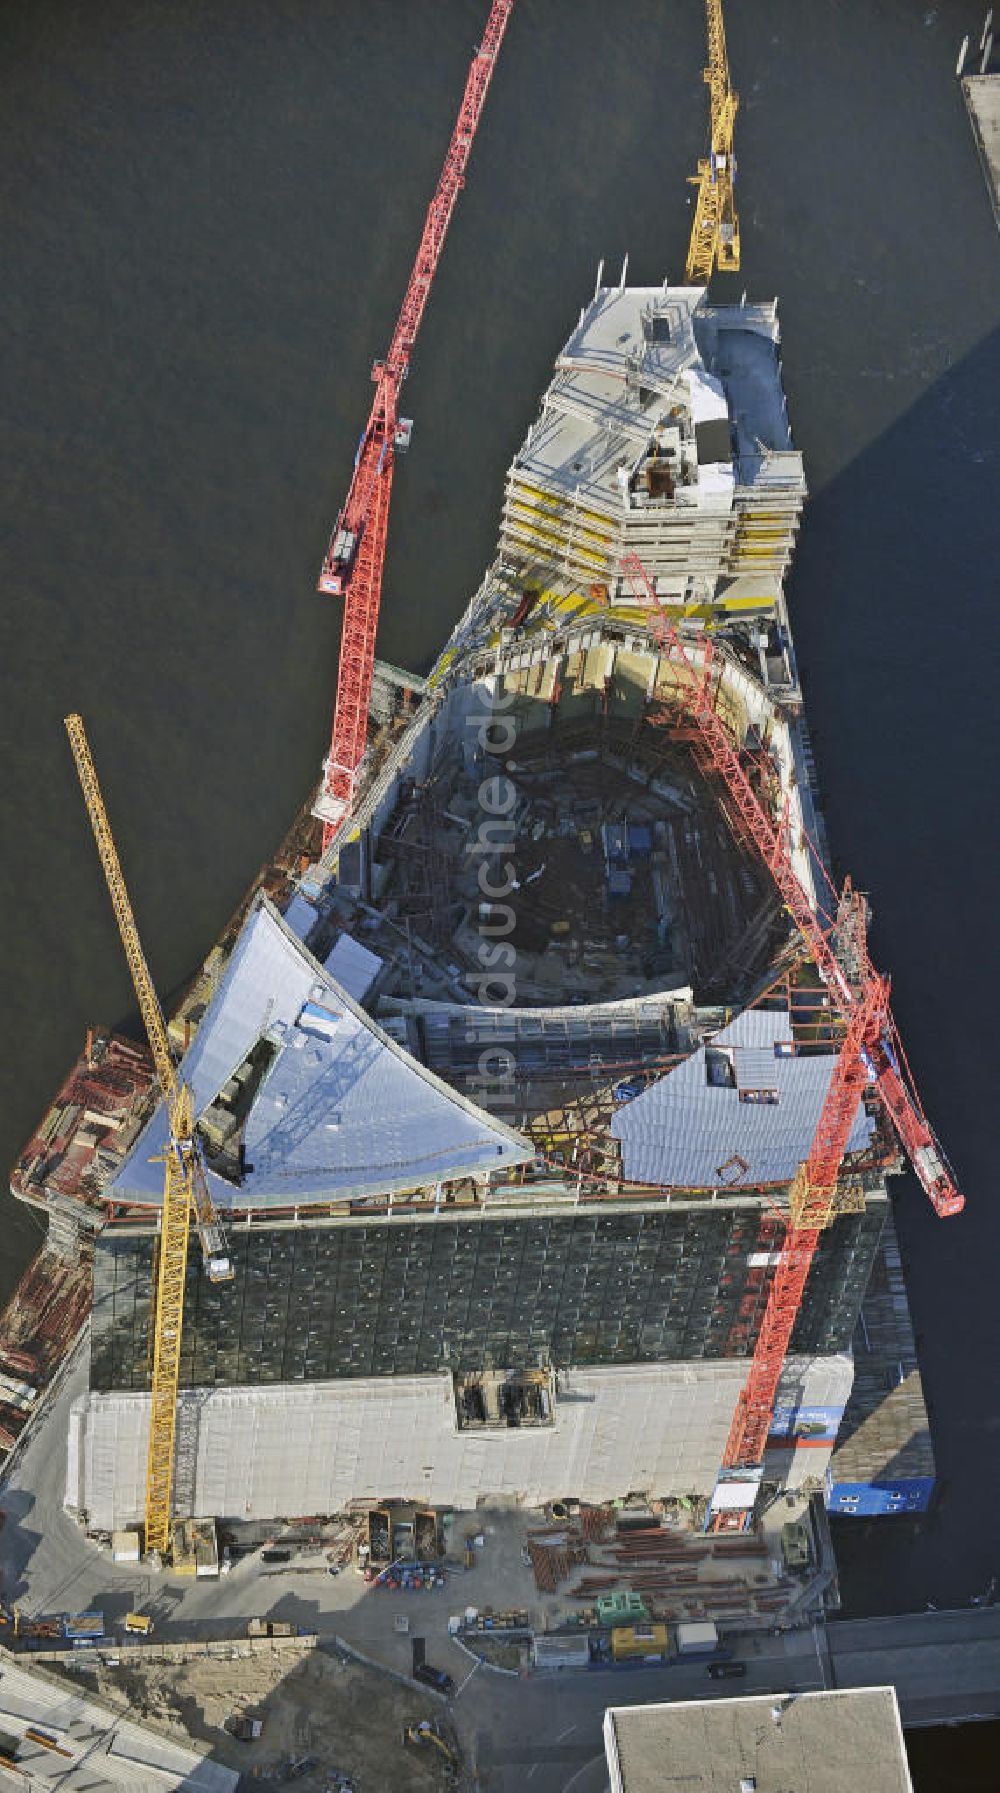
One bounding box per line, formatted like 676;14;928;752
906;1720;1000;1793
789;328;1000;1618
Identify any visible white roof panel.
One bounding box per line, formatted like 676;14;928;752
282;892;318;942
323;932;382;1001
611;1006;874;1189
110;898;532;1209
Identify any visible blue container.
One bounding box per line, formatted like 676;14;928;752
628;824;652;859
602;822;628;863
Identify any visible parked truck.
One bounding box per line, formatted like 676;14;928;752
246;1618;295;1638
781;1520;811;1573
225;1712;264;1741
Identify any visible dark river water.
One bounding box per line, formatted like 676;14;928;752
1;0;998;1639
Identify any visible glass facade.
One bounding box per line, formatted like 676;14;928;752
91;1201;885;1394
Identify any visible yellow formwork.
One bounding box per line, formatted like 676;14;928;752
428;646;458;688
507;493;614;550
506;512;612;562
505;524;611;576
512;518;614;555
510;476;617;533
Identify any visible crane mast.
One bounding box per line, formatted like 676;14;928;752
315;0;515;846
685;0;740;284
64;715;232;1557
712;964;887;1528
619;554;963;1525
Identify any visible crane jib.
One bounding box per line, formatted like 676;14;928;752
315;0;517;843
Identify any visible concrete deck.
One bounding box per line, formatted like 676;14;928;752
962;75;1000;228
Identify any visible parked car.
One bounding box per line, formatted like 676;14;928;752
413;1662;455;1695
261;1549;291;1564
707;1660;746;1679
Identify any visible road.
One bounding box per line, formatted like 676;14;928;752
456;1612;1000;1792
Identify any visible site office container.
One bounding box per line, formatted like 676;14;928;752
611;1622;669;1662
674;1620;719;1656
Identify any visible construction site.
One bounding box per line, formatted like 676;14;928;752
2;0;959;1685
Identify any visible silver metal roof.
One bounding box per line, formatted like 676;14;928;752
611;1006;874;1190
323;931;382;1001
109;898;532;1209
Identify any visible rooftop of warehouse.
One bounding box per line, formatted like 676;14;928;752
604;1687;912;1793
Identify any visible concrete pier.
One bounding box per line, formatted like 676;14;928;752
962;75;1000;228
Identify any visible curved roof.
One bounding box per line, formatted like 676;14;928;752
109;897;532;1209
612;1006;874;1191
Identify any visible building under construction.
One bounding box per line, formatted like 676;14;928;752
40;280;936;1532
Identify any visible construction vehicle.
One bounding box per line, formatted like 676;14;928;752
64;715;234;1562
123;1612;154;1635
315;0;515;844
620;555;964;1529
224;1711;264;1742
781;1521;811;1572
403;1721;459;1768
685;0;740;283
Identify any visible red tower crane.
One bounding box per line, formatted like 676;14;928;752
315;0;516;847
711;936;887;1529
621;552;963;1220
620;551;964;1526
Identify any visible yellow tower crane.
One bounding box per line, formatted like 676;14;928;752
685;0;740;284
64;715;233;1561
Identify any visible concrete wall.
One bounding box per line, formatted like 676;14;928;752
68;1354;854;1531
